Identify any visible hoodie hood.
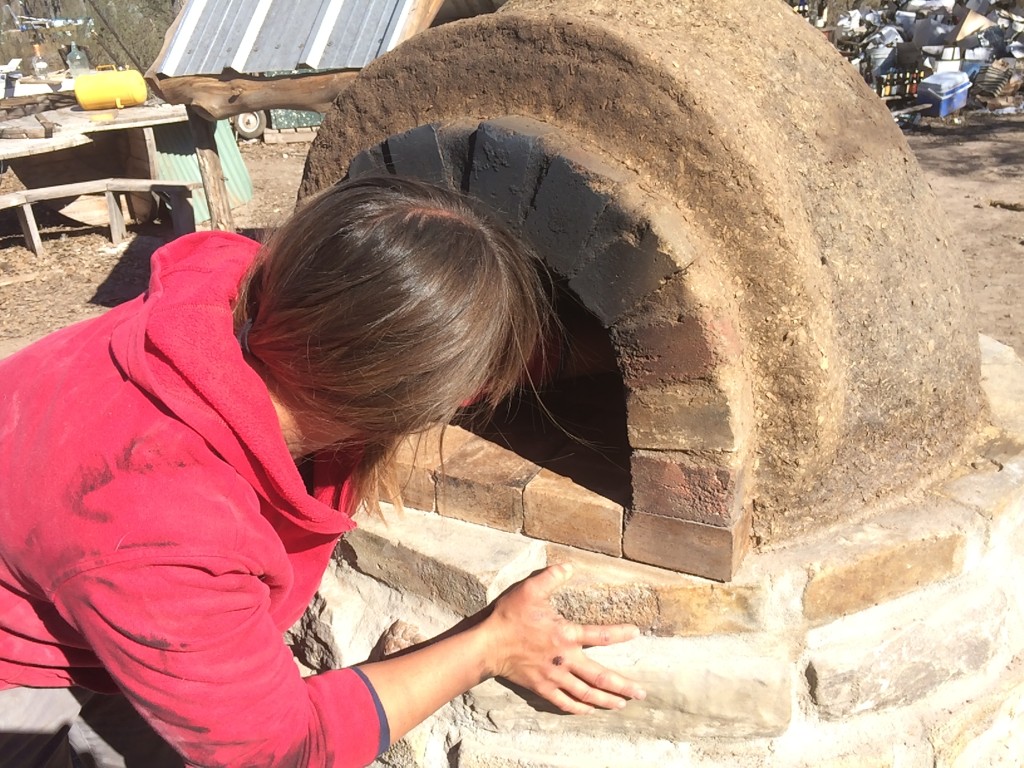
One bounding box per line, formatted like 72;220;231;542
108;231;357;536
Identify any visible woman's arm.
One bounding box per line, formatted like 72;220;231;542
356;563;646;745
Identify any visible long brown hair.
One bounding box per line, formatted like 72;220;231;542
233;176;553;514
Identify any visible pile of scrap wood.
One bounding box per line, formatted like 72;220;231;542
0;92;78;139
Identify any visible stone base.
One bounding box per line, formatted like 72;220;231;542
291;336;1024;767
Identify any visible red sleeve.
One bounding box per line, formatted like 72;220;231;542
53;557;387;768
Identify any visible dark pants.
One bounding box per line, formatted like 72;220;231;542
0;687;183;768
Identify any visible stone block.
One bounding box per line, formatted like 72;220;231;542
928;660;1024;768
372;717;446;768
806;584;1007;719
769;718;910;768
622;508;751;581
551;581;659;633
546;544;763;636
654;581;762;636
466;635;791;739
436;435;541;532
785;499;979;624
802;528;966;625
347;144;388;178
553;581;761;638
346;505;546;616
979;334;1024;438
940;454;1024;523
454;731;692;768
630;450;747;527
626;382;739;452
372;735;425;768
284;592;341;672
468;117;556;231
385;123;449;187
522;468;623;556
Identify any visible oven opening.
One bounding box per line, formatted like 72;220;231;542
456;283;633;508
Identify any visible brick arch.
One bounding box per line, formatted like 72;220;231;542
347;118;754;580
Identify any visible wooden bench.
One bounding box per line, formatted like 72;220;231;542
0;177;204;255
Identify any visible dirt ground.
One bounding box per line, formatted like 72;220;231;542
1;117;1022;357
0;140;304;356
905;113;1024;355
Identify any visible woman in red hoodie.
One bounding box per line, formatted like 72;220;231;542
0;176;644;767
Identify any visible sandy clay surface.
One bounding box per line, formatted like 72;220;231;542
0;116;1022;359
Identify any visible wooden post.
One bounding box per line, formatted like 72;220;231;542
105;191;127;245
186;106;234;232
166;188;197;239
15;203;42;256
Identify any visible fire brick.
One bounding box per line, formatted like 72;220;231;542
436;434;541;532
626;382;738;453
469;117;557;231
630;450;746;527
567;189;686;327
436;119;480;190
384;123;449;187
522;468;623;556
614;318;715;387
347;144;388;179
623;510;751;582
387;425;475;512
523;145;631;278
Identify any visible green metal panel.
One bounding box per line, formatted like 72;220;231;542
152;119;254;225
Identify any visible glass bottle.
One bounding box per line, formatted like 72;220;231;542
30;44;48;79
67;42;90;77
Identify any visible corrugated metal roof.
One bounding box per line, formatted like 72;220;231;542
154;0;416;77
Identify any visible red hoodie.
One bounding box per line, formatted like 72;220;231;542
0;232;387;767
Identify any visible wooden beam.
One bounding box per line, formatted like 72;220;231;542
0;177;203;253
0;178;202;207
149;70;359;121
394;0;449;46
186;107;235;232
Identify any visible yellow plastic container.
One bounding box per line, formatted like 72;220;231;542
74;69;148;110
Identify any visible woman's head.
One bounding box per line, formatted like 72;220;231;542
234;176;553;507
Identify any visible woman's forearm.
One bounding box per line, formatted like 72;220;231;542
355;620;494;744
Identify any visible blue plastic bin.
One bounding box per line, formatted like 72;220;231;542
917;72;971;117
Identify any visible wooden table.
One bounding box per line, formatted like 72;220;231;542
0;102;188;160
0;102;190;227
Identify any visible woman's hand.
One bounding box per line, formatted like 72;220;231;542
479;563;647;714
